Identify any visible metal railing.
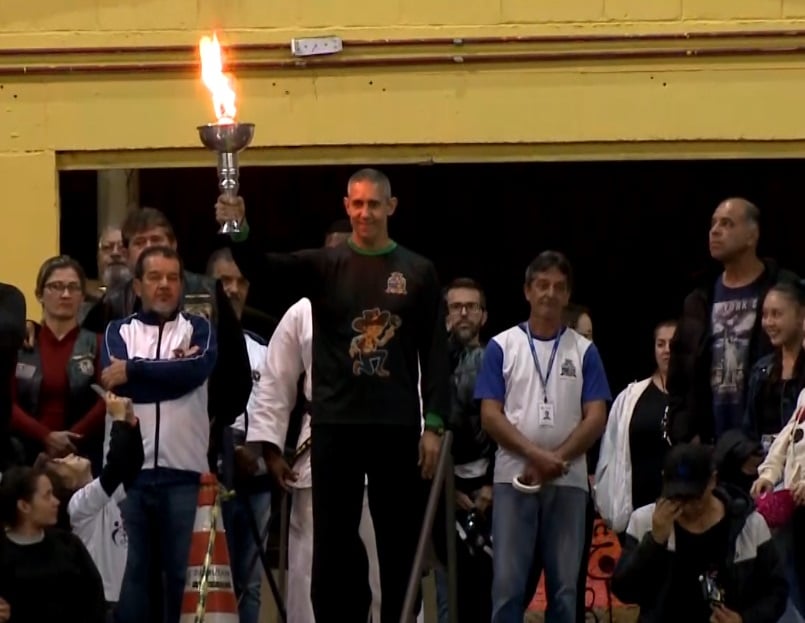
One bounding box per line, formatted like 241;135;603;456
400;431;458;623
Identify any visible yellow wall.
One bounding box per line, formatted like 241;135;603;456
3;0;805;306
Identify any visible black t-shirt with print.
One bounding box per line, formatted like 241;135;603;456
231;237;450;428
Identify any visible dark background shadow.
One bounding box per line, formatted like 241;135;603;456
60;159;805;394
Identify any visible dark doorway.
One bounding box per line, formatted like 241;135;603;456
60;159;805;393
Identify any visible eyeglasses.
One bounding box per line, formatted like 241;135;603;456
447;302;483;314
99;241;125;253
44;282;82;295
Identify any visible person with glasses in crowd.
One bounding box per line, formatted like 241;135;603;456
10;256;106;474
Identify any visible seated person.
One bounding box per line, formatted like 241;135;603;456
42;392;143;614
612;443;787;623
0;465;106;623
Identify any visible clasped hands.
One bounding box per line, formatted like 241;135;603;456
518;447;570;487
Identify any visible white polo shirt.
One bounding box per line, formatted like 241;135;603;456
474;324;610;490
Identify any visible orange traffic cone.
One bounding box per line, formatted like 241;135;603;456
180;473;239;622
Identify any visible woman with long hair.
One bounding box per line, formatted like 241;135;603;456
746;281;805;622
594;320;677;533
0;465;106;623
744;281;805;448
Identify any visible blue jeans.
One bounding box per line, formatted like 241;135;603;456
116;468;200;623
435;568;449;623
222;491;271;623
492;483;588;623
774;523;805;622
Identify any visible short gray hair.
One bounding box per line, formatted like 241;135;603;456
347;168;392;200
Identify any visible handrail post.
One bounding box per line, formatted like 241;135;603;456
443;455;458;623
400;431;454;623
278;492;289;603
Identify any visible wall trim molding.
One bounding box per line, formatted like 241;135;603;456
4;29;805;76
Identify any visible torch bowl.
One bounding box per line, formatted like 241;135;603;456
197;122;255;153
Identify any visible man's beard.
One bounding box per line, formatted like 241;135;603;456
451;324;479;346
103;263;132;289
226;294;244;316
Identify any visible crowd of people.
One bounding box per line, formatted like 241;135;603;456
0;168;801;623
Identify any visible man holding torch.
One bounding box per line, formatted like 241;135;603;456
215;168;450;623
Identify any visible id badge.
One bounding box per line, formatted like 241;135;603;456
538;402;555;428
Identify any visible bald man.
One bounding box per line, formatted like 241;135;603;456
666;197;798;445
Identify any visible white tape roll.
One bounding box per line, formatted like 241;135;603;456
512;475;541;494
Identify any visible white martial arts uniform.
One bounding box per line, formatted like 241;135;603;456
247;298;382;623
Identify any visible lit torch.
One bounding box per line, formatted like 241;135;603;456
198;33;255;234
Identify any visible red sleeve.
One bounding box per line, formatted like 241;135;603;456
11;380;51;442
70;334;105;437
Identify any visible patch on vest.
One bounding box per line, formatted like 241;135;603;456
75;357;94;377
183;293;213;319
15;362;36;380
559;358;577;378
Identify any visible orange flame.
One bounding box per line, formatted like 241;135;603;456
199;33;237;124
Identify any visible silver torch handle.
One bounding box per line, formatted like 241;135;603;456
217;151;241;234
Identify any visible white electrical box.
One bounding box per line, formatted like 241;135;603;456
290;36;343;57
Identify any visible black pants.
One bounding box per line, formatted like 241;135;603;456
431;478;493;623
524;490;596;622
311;423;425;623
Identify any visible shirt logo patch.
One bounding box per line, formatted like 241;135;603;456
385;272;407;295
559;358;576;378
349;308;402;377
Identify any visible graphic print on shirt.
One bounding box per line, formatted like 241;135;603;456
349;308;402;377
111;518;128;547
711;297;757;403
559;358;577;379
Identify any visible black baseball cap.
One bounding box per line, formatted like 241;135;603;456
661;443;716;500
714;429;763;473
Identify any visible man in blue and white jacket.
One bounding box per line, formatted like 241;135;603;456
100;245;217;623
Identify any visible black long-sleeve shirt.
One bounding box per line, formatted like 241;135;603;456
227;232;450;429
0;529;107;623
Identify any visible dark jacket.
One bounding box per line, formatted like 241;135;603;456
612;486;788;623
447;337;495;483
0;284;25;470
743;348;805;441
666;259;798;444
82;271;252;470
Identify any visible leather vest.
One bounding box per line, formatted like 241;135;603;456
15;328;98;429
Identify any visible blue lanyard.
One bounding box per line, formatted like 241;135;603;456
523;323;564;403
